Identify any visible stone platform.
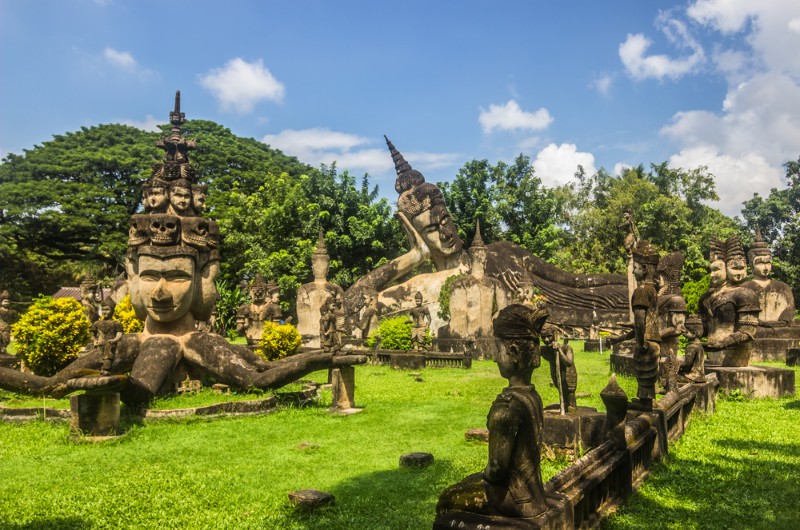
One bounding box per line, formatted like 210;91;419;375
750;325;800;362
542;406;606;459
705;365;795;398
609;352;636;376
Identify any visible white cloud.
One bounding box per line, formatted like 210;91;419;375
263;128;459;177
478;100;553;134
669;147;783;216
614;163;632;176
790;17;800;35
619;30;704;81
104;47;135;70
591;73;613;96
533;143;597;188
120;114;161;132
199;58;285;113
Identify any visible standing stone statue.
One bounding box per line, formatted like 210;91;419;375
296;230;344;347
656;251;686;393
436;303;550;521
80;275;101;323
409;292;431;351
0;291;18;353
742;227;796;327
678;315;706;383
236;273;271;347
92;297;124;375
448;220;510;355
355;293;379;341
619;208;639;322
540;324;577;412
700;236;760;366
320;298;339;353
610;240;661;411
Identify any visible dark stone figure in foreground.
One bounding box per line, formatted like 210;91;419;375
0;92;365;406
540;324;577;412
436;303;550;519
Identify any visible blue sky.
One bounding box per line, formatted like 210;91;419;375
2;1;800;216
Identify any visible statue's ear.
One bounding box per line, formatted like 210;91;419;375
192;259;219;321
126;253;148;321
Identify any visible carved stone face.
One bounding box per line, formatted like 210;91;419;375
181;217;210;249
250;285;266;303
100;304;113;320
135;254;195;322
752;256;772;279
726;258;747;285
312;256;329;280
192;190;206;214
170;186;192;215
709;259;726;288
632;261;647;283
669;311;686;331
1;299;10;309
129;215;150;247
412;204;462;259
147;187;168;212
149;215;181;246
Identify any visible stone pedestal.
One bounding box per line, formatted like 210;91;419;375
691;376;718;413
389;352;426;370
433;493;572;530
330;366;358;412
609;352;636;376
542;406;606;458
705;365;795;398
583;339;606;353
787;348;800;367
69;392;120;437
750;325;800;362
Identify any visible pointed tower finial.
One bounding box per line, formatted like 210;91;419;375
472;219;486;249
313;227;329;258
748;226;771;262
170;90;185;128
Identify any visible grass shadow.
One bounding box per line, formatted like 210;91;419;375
782;399;800;410
0;517;88;529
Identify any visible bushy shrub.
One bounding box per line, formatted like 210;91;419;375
215;280;248;340
366;315;427;351
112;294;144;334
12;296;91;375
258;322;301;361
437;274;465;321
682;276;710;315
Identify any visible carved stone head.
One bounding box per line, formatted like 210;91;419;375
148;214;181;246
129;214;151;247
168;178;193;216
181;217;211;250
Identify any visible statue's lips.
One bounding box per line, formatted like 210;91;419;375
149;302;175;313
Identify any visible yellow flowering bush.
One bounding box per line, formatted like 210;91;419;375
257;322;301;361
113;294;144;334
12;296;91;376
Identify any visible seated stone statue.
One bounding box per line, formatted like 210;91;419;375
447;220;510;347
678;315;706;383
436;303;550;520
236;273;272;347
91;297;124;375
344;137;628;342
700;236;760;366
540;324;577;411
0;93;365;406
742;227;796;327
296;230;344;347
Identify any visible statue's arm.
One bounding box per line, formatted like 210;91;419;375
483;401;517;483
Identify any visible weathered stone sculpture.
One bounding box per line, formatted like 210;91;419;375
355;293;379;341
619;208;639;321
296;230;344;347
409;291;431;351
343;137;629;340
678;315;705;383
610;240;661;411
80;275;101;323
436;303;550;521
0;291;18;354
0;92;365;405
92;297;124;375
540;324;577;412
656;251;686;393
700;236;760;366
742;227;796;326
320;298;340;353
447;220;510;356
236;274;283;346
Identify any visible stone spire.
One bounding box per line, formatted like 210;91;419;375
748;226;771;262
471;219;486;249
313;227;329;258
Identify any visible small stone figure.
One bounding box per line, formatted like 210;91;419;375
237;273;272;347
540;324;577;412
167;178;194;216
144;178;169;213
265;281;286;324
334;292;346;349
610;240;661;411
320;298;339;353
0;291;18;353
656;251;686;393
700;236;760;366
356;294;379;341
191;184;207;215
296;230;344;347
678;315;706;383
618;208;639;254
436;303;550;520
742;227;796;327
91;297;124;375
409;291;431;351
80;275;101;323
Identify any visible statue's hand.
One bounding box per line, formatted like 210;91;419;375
395;211;430;261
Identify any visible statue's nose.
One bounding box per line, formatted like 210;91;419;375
151;279;171;302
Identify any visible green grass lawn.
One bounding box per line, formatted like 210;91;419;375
0;346;797;529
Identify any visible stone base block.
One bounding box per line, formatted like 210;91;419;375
330;366;356;410
465;428;489;443
583;339;607;353
609;352;636;376
433;493;571;530
69;392;120;437
288;489;334;512
705;365;795;398
787;348;799;367
751;337;799;362
542;406;606;458
691;376;718;413
389;352;426;370
399;452;434;468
